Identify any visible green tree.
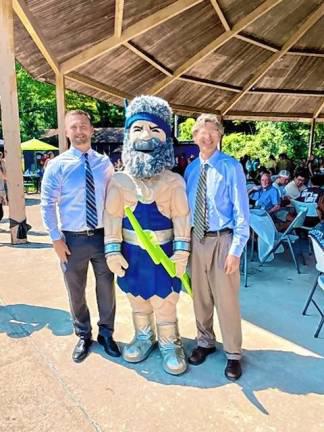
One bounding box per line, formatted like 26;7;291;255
178;118;195;141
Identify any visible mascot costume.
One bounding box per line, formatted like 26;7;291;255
104;95;191;375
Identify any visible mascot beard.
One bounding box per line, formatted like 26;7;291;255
122;134;175;179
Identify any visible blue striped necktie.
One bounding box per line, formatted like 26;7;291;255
193;163;209;240
84;153;98;229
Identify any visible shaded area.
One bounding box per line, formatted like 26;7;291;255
91;337;323;414
241;246;324;357
0;304;73;338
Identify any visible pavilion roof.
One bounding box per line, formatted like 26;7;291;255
13;0;324;122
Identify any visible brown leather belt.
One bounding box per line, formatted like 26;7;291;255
204;228;233;237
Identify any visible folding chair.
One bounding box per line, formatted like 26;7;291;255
260;209;307;273
302;236;324;338
291;200;318;255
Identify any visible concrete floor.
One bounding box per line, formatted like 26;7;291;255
0;196;323;432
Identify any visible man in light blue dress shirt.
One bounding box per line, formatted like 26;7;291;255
184;114;249;381
41;110;120;363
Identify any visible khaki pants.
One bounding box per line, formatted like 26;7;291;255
190;233;242;360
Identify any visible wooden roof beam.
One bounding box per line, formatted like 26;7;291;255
124;42;173;76
235;34;278;52
66;72;132;100
222;3;324;115
251;88;324;97
180;76;240;92
288;50;324;58
224;111;317;122
114;0;124;38
12;0;59;75
314;99;324;119
210;0;230;31
61;0;204;74
179;76;324;97
235;33;324;57
148;0;284;95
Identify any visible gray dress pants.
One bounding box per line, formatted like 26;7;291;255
62;230;116;339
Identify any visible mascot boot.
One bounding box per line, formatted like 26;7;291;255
123;312;156;363
157;322;187;375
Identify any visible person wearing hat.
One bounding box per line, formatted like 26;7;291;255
104;95;191;375
273;170;290;199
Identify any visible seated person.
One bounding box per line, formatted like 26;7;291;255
24;164;42;177
284;168;307;199
273;170;290;199
249;173;280;215
297;174;324;204
309;195;324;252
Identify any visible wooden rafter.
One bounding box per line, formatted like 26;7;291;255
222;3;324;115
225;111;322;122
124;42;173;76
66;72;132;100
235;34;278;52
235;34;324;57
251;88;324;97
61;0;203;74
12;0;59;74
314;99;324;119
180;76;324;97
180;76;240;92
210;0;230;31
288;50;324;58
114;0;124;38
148;0;283;95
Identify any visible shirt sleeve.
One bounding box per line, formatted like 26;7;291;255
40;160;62;241
228;163;250;257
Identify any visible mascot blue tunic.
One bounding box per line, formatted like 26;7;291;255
104;95;191;375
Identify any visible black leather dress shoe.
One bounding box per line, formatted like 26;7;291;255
97;335;121;357
188;346;216;365
225;359;242;381
72;338;92;363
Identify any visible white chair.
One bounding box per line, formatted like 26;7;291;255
302;235;324;338
260;209;307;273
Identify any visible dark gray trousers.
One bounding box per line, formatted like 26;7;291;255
62;230;115;339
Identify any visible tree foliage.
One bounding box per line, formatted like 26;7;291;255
0;63;124;142
178;117;324;162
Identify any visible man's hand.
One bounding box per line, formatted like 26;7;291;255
53;239;71;263
224;254;240;275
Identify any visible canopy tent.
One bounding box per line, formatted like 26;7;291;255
21;138;58;151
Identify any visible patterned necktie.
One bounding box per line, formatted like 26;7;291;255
193;163;209;240
84;153;98;229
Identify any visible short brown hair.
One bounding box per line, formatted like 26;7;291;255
192;114;224;136
65;110;92;124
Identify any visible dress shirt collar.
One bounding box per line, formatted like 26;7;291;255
69;146;94;159
199;149;221;168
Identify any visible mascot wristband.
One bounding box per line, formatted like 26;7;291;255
104;242;122;256
173;240;191;253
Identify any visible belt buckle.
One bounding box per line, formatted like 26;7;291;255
86;229;95;236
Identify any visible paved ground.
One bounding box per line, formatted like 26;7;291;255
0;196;323;432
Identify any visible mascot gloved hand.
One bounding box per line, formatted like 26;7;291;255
104;95;191;375
106;253;129;277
